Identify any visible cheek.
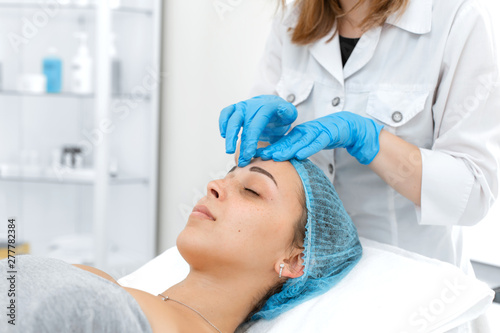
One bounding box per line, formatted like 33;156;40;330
232;206;292;257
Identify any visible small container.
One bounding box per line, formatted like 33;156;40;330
110;33;121;95
17;74;47;94
43;47;63;93
74;154;83;169
71;33;93;94
109;157;118;177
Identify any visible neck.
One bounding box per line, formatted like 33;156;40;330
337;0;372;37
160;268;271;332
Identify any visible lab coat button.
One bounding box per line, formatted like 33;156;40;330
332;97;341;107
328;163;334;174
392;111;403;123
286;94;296;103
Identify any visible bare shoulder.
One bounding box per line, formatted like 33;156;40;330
69;266;209;333
122;287;185;333
123;288;217;333
72;264;120;285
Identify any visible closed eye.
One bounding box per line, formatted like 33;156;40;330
245;188;260;196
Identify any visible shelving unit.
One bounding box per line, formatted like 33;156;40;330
0;0;162;278
0;91;151;100
0;2;153;16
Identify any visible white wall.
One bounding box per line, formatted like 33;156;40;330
158;0;276;251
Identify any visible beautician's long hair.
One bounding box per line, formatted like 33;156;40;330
280;0;409;45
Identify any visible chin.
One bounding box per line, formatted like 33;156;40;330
176;228;241;272
176;227;211;269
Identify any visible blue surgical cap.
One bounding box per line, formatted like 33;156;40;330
251;158;362;321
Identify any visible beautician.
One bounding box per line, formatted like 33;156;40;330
219;0;500;274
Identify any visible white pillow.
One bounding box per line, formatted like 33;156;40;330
117;237;494;332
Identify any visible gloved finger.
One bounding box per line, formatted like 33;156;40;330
254;147;272;160
237;153;253;167
219;104;236;138
239;103;278;163
270;104;298;126
259;128;304;159
239;129;261;166
224;104;246;154
271;128;318;161
260;125;289;142
295;131;331;160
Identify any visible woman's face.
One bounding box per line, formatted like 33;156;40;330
177;158;304;276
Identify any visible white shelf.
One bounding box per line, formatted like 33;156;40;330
0;90;151;101
0;2;153;15
0;171;148;185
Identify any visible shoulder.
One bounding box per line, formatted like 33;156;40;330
431;0;491;24
123;287;196;333
72;264;120;284
123;288;215;333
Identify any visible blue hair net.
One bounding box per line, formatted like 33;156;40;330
251;158;362;321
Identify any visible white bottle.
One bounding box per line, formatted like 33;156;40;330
71;32;93;94
110;33;121;95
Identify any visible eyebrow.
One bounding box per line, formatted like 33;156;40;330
227;165;278;187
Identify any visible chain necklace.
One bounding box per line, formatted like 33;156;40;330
158;293;222;333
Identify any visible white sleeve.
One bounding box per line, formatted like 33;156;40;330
248;15;284;97
416;1;500;227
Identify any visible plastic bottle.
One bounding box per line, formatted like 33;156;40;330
43;47;63;93
71;32;93;94
110;33;121;95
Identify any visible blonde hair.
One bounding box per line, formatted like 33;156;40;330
280;0;409;45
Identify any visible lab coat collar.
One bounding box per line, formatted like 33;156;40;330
385;0;432;34
308;24;344;86
283;0;432;34
282;5;344;85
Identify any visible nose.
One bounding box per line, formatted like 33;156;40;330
207;179;225;200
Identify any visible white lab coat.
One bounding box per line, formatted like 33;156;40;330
250;0;500;273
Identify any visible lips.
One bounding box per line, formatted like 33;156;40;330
191;205;215;221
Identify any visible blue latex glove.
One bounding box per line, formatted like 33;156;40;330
256;111;384;165
219;95;298;167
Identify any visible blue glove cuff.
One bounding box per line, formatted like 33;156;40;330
347;119;384;165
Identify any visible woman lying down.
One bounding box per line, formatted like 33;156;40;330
0;158;362;333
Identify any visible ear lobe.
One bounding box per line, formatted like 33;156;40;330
277;251;305;279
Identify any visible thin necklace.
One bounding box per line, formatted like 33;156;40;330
158;293;222;333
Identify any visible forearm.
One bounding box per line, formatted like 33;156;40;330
369;130;422;206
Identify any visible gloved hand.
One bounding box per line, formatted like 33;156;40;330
219;95;298;167
256;111;384;165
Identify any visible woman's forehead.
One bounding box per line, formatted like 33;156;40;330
249;159;301;190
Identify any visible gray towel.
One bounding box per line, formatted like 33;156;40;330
0;255;153;333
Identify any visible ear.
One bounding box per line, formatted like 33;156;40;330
275;250;305;279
